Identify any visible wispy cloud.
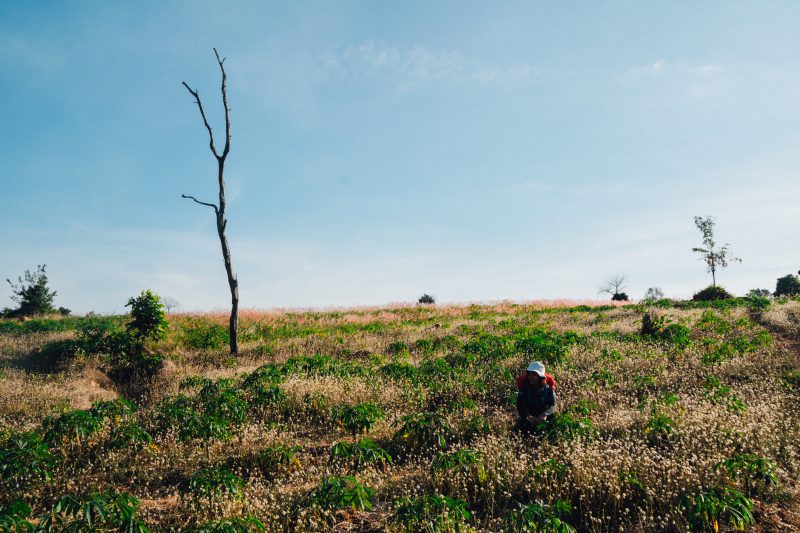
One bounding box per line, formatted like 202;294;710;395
323;42;542;91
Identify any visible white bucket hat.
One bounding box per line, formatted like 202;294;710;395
526;361;546;377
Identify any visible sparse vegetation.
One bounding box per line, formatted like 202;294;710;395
0;299;797;531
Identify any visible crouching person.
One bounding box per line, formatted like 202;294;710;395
515;361;557;434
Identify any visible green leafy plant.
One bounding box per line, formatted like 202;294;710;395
109;421;154;450
183;466;245;504
534;413;593;443
503;500;576;533
392;412;453;453
306;475;375;511
693;285;734;302
126;289;167;343
681;485;753;532
714;454;778;496
530;459;569;483
391;494;471;532
329;438;392;470
42;408;104;446
431;448;486;481
256;444;302;477
774;272;800;297
0;431;56;485
0;501;35;532
195;516;266;532
703;376;747;413
332;402;384;436
5;264;57;317
39;491;149;532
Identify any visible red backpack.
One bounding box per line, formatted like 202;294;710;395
516;372;556;391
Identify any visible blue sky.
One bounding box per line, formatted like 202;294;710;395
2;1;799;313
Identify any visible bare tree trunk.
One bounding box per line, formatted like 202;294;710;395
181;49;239;355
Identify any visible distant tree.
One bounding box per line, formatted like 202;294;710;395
642;287;665;302
746;288;771;299
774;271;800;297
125;290;167;344
162;297;180;314
5;264;57;317
418;294;436;304
692;216;740;287
599;275;628;301
181;49;240;355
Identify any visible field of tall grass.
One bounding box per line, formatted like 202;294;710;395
1;298;799;531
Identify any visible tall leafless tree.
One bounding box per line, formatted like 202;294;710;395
181;49;239;354
599;274;627;300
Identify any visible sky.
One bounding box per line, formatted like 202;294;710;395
2;1;799;314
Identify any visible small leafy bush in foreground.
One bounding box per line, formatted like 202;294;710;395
681;485;753;532
256;444;301;477
307;475;375;511
195;516;265;532
39;491;149;532
392;412;452;453
330;438;392;470
391;494;471;532
332;402;384;436
503;500;576;533
714;454;777;496
0;431;56;485
184;466;245;504
0;501;35;532
534;413;593;443
42;408;104;446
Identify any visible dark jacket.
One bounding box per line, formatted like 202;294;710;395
516;382;557;419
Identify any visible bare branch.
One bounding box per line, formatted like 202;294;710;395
181;193;219;213
213;48;231;159
182;81;219;159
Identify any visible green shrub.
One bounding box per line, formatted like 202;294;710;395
503;500;576;533
693;286;733;301
514;328;580;365
418;294;436;304
109;421;154;450
774;273;800;297
714;454;777;496
182;322;229;350
534;413;593;443
184;466;245;503
681;485;753;532
0;431;56;485
392;412;452;453
39;491;149;532
306;475;375;511
329;438;392;470
391;495;471;532
42;408;104;446
195;516;265;532
0;501;35;532
5;264;58;317
256;444;301;477
126;290;167;343
332;402;384;436
380;362;418;382
431;449;486;482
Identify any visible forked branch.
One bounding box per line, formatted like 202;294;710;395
181;81;219;159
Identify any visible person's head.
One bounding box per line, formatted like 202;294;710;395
526;361;546;386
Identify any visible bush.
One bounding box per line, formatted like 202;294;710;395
183;466;245;503
692;286;733;301
681;485;753;532
306;475;375;511
332;403;384;436
5;264;58;317
0;501;35;532
256;444;301;477
391;494;471;532
0;431;56;485
418;294;436;304
504;500;576;533
126;290;167;343
611;292;629;301
39;491;149;532
774;273;800;297
329;439;392;470
392;412;452;453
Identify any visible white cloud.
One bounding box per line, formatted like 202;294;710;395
323;42;542;91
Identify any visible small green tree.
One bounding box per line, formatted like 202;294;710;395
125;290;167;343
692;216;740;287
418;294;436;304
774;272;800;297
5;265;57;317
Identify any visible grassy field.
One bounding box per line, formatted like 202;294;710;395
1;298;799;532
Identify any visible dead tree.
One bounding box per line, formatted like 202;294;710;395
181;49;239;354
599;274;628;301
